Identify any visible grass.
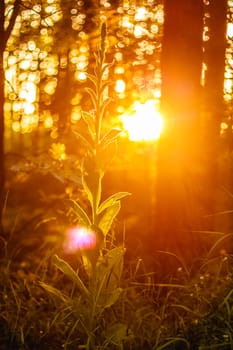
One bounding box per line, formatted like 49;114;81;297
1;208;233;349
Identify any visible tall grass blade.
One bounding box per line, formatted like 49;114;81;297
207;233;233;257
39;281;68;303
157;250;190;276
155;337;190;350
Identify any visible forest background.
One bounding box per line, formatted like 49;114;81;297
1;1;233;349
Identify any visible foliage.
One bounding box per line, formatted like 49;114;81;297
39;22;130;349
1;230;233;349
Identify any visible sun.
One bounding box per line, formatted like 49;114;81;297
121;100;163;142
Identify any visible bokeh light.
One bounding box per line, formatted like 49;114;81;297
49;142;67;161
64;226;96;253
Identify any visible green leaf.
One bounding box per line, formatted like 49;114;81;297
81;254;93;278
81;111;96;136
104;246;125;275
97;192;130;214
53;255;90;298
96;139;117;172
39;281;68;303
99;96;112;121
82;175;94;211
101;60;115;75
85;87;97;109
82;156;103;215
94;247;125;310
100;129;122;148
94;52;101;66
86;72;97;86
68;199;91;226
100;80;113;95
104;287;122;308
72;130;93;151
98;201;121;236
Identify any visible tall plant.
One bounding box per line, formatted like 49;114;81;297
40;22;130;349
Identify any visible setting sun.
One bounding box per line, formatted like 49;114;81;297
121;100;163;141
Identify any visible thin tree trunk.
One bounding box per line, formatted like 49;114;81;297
203;0;227;227
0;0;5;233
0;0;20;232
155;0;203;258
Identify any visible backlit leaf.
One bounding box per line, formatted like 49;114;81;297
86;72;97;86
99;96;112;120
97;192;130;214
81;111;96;136
72;130;93;151
39;281;68;303
53;255;90;298
68;199;91;226
96;139;117;172
98;201;121;236
103;287;123;309
100;129;122;148
95;247;124;309
82;156;103;214
85;87;97;109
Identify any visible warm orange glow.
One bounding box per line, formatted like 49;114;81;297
44;115;54;129
64;226;96;253
71;107;82;123
227;22;233;38
121;100;163;141
134;25;147;38
135;7;148;21
75;71;87;81
115;79;126;93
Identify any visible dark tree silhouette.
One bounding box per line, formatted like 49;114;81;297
0;0;20;232
203;0;227;226
49;1;81;136
155;0;204;257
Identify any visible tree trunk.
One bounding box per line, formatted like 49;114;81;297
0;0;5;233
0;0;20;232
203;0;227;227
154;0;203;258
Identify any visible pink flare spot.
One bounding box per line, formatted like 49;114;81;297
64;226;96;253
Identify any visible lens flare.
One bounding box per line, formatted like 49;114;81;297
64;226;96;253
121;100;163;141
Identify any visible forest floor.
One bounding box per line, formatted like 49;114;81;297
1;149;233;349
